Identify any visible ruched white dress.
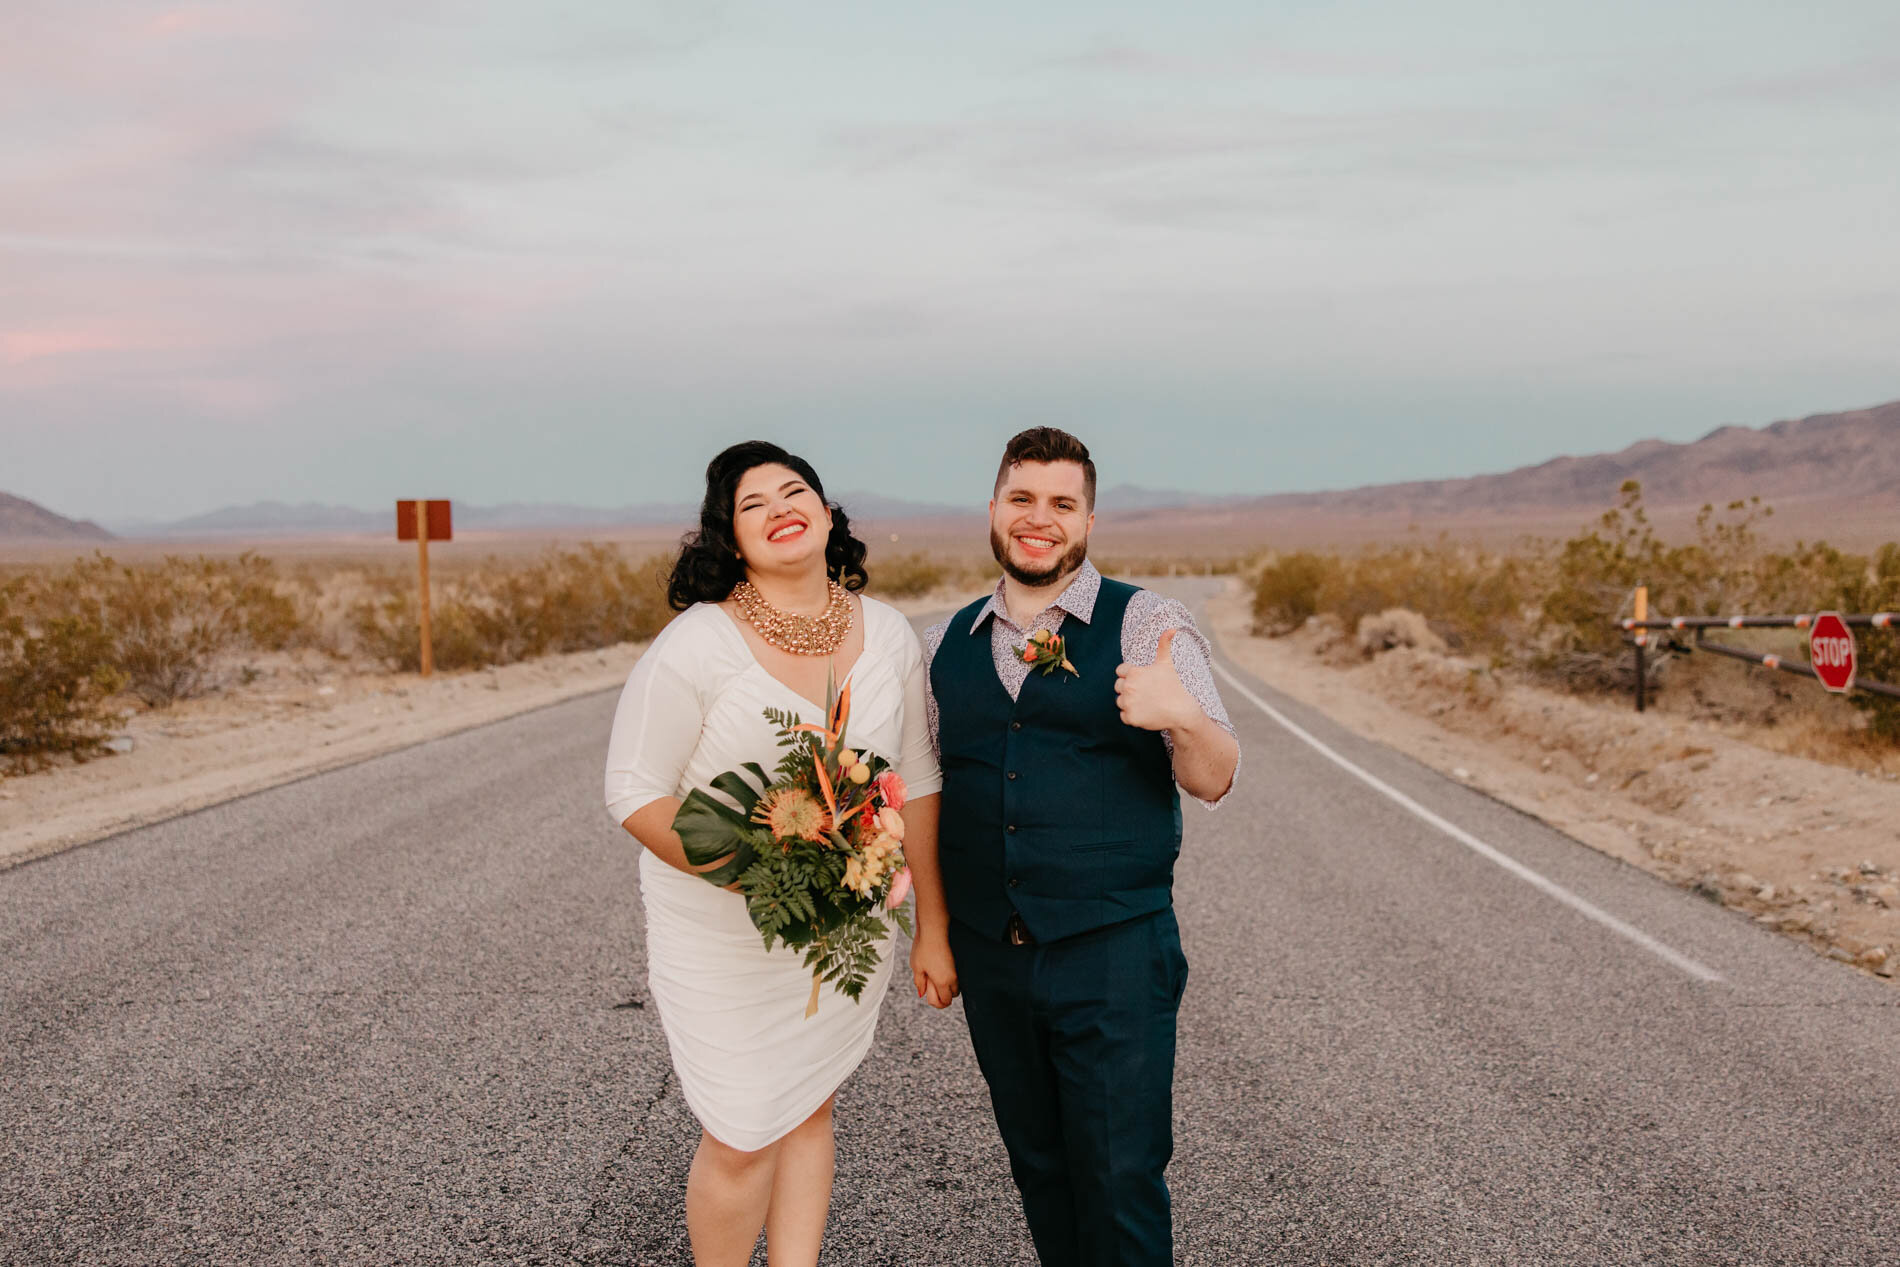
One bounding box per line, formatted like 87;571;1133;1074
603;597;942;1151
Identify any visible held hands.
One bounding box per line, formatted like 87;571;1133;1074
911;930;959;1009
1114;628;1201;733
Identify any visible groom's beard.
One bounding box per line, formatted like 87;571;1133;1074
990;524;1089;588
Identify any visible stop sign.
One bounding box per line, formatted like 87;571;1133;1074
1809;611;1857;693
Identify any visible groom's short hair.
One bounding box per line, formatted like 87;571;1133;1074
995;427;1097;509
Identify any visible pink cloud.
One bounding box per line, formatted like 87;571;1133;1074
1;328;134;366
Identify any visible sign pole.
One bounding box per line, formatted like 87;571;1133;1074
1633;583;1648;713
416;499;434;678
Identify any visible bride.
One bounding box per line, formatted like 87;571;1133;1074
604;441;957;1265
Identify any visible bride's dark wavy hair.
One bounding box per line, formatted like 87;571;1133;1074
666;441;870;611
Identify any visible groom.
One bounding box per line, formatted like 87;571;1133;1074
908;427;1240;1266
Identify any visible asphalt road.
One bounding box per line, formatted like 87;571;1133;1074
4;581;1897;1265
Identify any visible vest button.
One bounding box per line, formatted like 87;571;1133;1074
1007;771;1018;780
1008;878;1020;888
1010;721;1022;731
1006;824;1017;834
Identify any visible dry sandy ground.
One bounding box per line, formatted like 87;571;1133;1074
0;592;972;872
1206;586;1900;982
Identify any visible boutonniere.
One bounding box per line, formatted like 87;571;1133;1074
1017;629;1078;678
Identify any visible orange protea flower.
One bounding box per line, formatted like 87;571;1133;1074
753;787;827;843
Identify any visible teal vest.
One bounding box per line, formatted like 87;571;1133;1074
932;577;1183;943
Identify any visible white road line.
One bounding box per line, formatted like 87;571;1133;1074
1211;659;1725;984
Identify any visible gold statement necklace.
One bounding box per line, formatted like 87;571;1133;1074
731;580;855;655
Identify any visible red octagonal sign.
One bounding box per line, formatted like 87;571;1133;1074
1809;611;1857;693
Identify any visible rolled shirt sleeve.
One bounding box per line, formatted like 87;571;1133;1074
1121;592;1240;810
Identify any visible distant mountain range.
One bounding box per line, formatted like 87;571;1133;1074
100;493;974;539
0;491;112;542
92;484;1249;539
7;399;1896;544
1211;399;1900;518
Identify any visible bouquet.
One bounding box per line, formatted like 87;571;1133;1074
671;670;912;1017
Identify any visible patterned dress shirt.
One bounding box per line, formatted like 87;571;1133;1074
922;560;1238;808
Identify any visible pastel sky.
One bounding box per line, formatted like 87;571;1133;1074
5;1;1898;523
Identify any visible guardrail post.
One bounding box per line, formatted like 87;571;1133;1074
1633;583;1648;713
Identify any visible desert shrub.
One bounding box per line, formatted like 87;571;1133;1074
1250;551;1329;635
1241;483;1899;745
1334;545;1532;654
237;562;318;653
33;552;310;707
476;544;670;658
1535;483;1801;689
868;552;951;599
1094;553;1246;578
866;552;1001;599
1250;543;1534;654
1535;484;1899;733
350;545;671;672
1832;541;1900;741
0;579;127;771
351;584;493;672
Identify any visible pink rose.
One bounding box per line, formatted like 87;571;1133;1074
877;806;906;841
885;866;912;910
872;770;907;811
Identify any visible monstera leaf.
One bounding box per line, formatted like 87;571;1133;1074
672;762;769;887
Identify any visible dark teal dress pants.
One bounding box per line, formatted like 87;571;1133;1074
949;908;1189;1267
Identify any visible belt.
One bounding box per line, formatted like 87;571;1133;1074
1005;912;1036;946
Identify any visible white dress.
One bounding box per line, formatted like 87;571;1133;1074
603;596;943;1151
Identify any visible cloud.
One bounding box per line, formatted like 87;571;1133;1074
821;95;1705;237
1042;36;1454;79
518;0;726;66
5;2;1899;523
1;328;136;366
1716;52;1900;103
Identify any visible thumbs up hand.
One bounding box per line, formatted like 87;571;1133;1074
1114;628;1201;733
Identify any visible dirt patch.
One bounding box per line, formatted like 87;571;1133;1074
1208;585;1900;982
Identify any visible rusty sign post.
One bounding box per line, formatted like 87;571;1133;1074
396;500;452;676
1632;583;1648;713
